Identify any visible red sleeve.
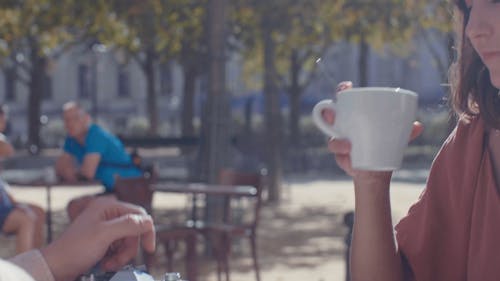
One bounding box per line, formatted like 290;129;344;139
395;117;486;281
9;250;55;281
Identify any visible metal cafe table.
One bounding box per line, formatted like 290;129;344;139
152;181;258;223
151;181;258;281
2;168;100;243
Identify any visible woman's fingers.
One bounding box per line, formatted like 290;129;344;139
328;138;351;154
328;138;354;175
327;120;420;177
335;154;353;174
321;109;335;125
409;121;424;142
100;237;139;271
336;81;353;92
321;81;354;125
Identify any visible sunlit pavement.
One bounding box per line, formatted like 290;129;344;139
2;170;426;281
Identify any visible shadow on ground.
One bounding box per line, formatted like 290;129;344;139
0;200;349;279
147;201;350;281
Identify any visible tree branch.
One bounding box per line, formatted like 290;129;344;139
1;66;31;86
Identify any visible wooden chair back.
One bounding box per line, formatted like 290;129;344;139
217;168;266;229
114;172;155;215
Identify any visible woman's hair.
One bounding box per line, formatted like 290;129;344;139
451;0;500;128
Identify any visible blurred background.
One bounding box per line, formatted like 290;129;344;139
0;1;458;280
0;0;453;201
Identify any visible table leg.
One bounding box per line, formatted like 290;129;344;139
46;184;52;243
191;194;198;222
185;233;197;281
223;195;230;223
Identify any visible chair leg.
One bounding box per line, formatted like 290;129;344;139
217;259;223;281
185;233;198;281
210;232;225;281
250;234;260;281
222;233;231;281
215;241;223;281
224;253;230;281
163;239;178;271
144;251;156;272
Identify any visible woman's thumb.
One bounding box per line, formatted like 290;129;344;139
410;121;424;142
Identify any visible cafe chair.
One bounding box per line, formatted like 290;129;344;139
114;171;199;281
205;168;266;281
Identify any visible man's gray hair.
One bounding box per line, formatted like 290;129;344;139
62;101;88;114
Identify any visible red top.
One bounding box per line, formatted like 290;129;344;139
395;117;500;281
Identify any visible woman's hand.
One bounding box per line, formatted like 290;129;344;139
40;197;155;281
324;81;424;184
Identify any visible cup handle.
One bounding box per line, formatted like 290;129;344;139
312;100;339;138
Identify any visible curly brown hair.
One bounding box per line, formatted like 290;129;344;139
451;0;500;128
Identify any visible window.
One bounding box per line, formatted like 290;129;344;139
114;117;127;131
4;67;16;102
199;74;208;96
117;68;130;97
78;64;90;99
160;63;173;96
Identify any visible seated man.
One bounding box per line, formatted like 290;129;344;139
0;104;45;253
55;102;142;220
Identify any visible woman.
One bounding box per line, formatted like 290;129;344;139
325;0;500;280
0;105;45;254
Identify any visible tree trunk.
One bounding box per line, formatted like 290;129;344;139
205;0;229;184
145;48;158;135
181;66;197;137
244;97;253;136
28;42;46;153
289;49;302;147
358;35;369;87
262;13;283;202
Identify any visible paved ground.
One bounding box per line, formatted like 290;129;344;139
0;167;428;281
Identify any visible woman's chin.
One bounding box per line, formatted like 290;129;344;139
488;66;500;90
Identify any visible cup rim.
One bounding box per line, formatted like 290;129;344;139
339;87;418;97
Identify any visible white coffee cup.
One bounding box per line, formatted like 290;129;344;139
312;87;418;171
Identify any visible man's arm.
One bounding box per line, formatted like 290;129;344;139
0;133;14;158
79;153;101;180
54;153;77;181
55;152;100;181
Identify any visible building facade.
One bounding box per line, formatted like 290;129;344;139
0;34;448;147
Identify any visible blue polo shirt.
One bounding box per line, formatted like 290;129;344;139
63;124;142;191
